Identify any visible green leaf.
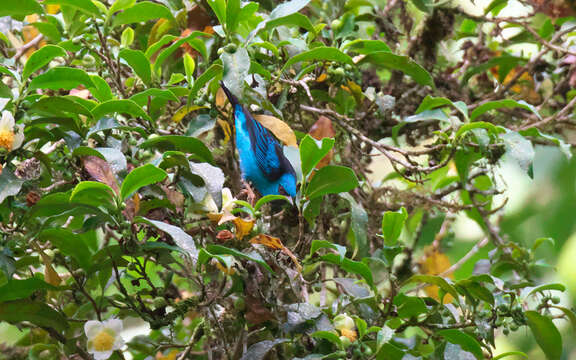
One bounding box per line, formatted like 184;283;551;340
311;331;342;348
358;52;434;88
0;279;58;302
320;253;374;287
38;229;93;270
525;311;563;360
88;75;114;102
254;195;292;211
0;0;43;17
305;165;359;199
183;52;195;85
226;0;241;33
438;330;483;360
342;39;391;54
381;207;407;245
455;121;502;138
404;109;449;124
501;131;535;177
207;0;226;26
493;352;528;360
0;301;68;333
247;0;310;42
395;295;428;318
206;244;274;274
120;164;167;200
470;99;541;121
410;0;432;13
519;128;572;160
119;49;151;86
29;67;95;91
484;0;509;16
309;239;347;262
300;135;335;178
92;99;152;122
70;181;117;208
528;283;566;298
154;31;208;74
190;64;223;99
121;27;135;48
109;0;136;14
140;135;213;163
136;217;198;264
416;95;469;120
23;45;66;80
282;47;353;72
30;96;92;118
265;13;315;33
403;275;459;300
0;170;25;204
113;1;174;26
44;0;100;16
130;88;178;106
222;46;251;97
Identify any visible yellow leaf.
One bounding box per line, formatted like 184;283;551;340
212;259;236;275
253;115;297;147
233;217;254;240
341;81;363;103
216;88;231;116
317;73;327;82
156;349;179;360
217;119;232;144
46;4;60;14
418;246;453;303
39;251;61;287
172;105;209;123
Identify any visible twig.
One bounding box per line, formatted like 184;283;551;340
438;237;490;277
14;34;44;63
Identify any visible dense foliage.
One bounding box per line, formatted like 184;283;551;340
1;0;576;359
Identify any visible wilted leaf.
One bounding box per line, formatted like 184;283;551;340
233;217;254;240
419;246;454;302
82;156;120;194
254;115;297;147
251;234;301;272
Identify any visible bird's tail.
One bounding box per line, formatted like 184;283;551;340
220;81;240;107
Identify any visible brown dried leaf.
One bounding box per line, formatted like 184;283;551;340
254;115;297;147
82;156;119;193
309;116;335;169
250;234;301;272
245;295;273;325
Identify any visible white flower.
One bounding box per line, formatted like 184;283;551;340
204;187;238;224
0;111;24;151
84;318;125;360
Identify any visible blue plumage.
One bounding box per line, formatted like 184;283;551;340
220;82;297;198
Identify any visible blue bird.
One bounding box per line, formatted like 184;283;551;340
220;82;297;201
